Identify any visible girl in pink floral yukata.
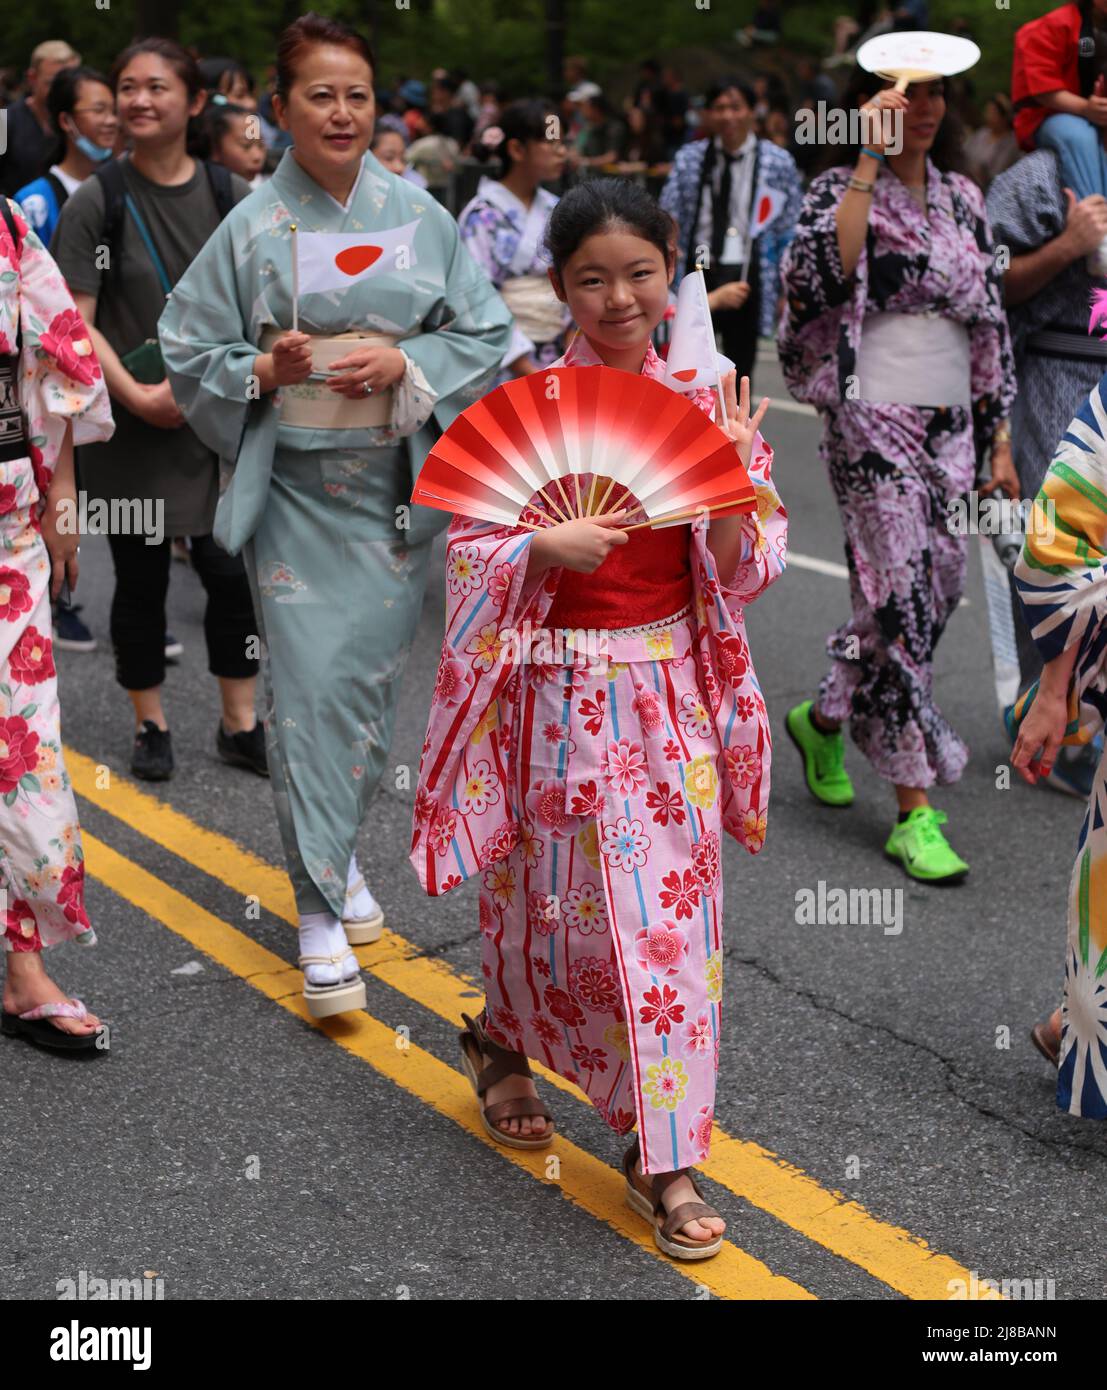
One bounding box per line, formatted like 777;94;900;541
410;177;787;1260
0;198;115;1054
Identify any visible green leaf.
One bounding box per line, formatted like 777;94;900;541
19;773;40;793
0;271;16;283
3;788;18;806
19;703;36;719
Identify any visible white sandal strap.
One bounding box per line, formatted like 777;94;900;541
298;951;357;968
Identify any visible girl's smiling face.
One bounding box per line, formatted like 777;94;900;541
550;227;673;358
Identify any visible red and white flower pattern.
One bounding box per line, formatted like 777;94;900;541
0;205;112;955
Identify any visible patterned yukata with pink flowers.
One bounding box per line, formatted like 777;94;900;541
778;160;1016;786
0;200;114;952
410;335;787;1173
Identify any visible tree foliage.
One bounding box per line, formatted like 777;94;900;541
5;0;1025;101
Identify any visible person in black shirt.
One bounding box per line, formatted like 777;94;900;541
0;41;81;197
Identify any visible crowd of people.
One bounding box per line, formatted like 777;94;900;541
2;2;1106;1264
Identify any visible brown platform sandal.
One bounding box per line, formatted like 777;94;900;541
621;1137;725;1261
1030;1016;1061;1069
458;1012;555;1150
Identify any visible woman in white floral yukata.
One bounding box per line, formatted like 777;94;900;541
0;196;115;1054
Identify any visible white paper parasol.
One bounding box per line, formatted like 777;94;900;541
857;30;981;92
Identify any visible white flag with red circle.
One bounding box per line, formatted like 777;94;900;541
296;219;421;295
662;268;734;393
751;185;783;239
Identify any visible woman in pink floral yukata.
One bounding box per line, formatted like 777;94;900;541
410;178;787;1259
0;197;115;1054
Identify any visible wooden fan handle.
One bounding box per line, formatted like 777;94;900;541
623;499;751;531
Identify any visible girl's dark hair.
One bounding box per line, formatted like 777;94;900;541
110;37;202;100
44;64;111;168
822;66;966;176
544;176;676;276
274;12;376;102
196;96;253;160
473;98;560;174
198;57;253;98
704;77;757;111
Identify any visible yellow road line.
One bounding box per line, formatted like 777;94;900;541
80;829;810;1300
68;746;978;1299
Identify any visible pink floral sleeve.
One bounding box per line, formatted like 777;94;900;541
1;200;114;498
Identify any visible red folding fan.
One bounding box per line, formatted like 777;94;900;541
410;365;756;530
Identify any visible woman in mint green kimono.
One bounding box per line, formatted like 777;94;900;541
158;15;511;1017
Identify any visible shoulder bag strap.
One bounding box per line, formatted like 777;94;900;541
123;192;173;298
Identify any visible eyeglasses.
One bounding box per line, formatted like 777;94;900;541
72;104;116;117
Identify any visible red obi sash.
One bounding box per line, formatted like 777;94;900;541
543;523;692;630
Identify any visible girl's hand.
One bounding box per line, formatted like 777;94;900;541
530;511;629;575
1011;688;1069;784
40;484;80;601
715;370;770;469
327;346;408;398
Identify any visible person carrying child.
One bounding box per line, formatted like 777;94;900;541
1013;0;1107;273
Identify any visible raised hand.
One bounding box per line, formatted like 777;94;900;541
714;370;770;469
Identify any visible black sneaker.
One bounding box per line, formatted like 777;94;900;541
216;720;269;777
165;632;183;662
132;720;174;781
53;600;97;653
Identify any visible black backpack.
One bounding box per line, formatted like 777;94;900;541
93;156;235;284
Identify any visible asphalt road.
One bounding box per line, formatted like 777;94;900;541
1;346;1100;1303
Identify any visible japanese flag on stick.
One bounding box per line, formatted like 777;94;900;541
295;218;421;296
662;268;733;410
739;185;784;281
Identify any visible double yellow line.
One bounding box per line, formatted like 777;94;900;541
66;746;982;1300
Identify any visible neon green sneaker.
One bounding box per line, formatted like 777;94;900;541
884;807;969;883
785;700;854;807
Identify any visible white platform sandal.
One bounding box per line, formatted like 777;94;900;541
342;874;384;945
298;949;367;1018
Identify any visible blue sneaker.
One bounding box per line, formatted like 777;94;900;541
1045;744;1097;800
53;600;96;653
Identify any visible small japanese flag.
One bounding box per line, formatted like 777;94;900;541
296;218;421;295
751;185;783;239
662;268;734;393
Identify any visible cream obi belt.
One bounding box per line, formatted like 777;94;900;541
258;327;397;429
499;274;566;346
856;312;971;408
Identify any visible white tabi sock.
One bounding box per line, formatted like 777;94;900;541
298;911;359;986
344;855;380;922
